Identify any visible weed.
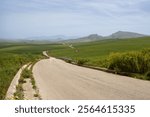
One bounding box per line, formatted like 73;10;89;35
22;68;32;78
34;94;39;97
76;58;89;66
144;71;150;80
18;77;26;84
14;84;24;100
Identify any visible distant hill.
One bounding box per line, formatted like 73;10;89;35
106;31;146;39
27;35;77;41
63;34;104;43
0;35;78;44
0;31;148;43
63;31;147;43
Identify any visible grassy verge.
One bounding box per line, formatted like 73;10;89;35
13;65;41;100
106;48;150;80
29;64;41;99
0;54;36;99
13;66;28;100
14;84;24;100
49;37;150;80
0;42;52;99
0;44;45;99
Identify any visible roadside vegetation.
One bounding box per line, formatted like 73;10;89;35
0;42;56;99
49;37;150;80
14;66;40;100
0;37;150;99
22;68;32;78
0;54;37;99
107;49;150;80
14;67;31;100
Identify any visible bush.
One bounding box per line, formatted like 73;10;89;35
144;71;150;80
76;58;89;66
59;57;73;63
107;48;150;74
66;59;72;63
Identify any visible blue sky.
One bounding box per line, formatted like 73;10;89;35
0;0;150;39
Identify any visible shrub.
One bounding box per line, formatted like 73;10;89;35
66;59;72;63
144;71;150;80
59;57;73;63
76;58;89;66
107;48;150;74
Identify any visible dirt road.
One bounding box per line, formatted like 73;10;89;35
33;57;150;100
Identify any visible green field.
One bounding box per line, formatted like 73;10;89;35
0;42;72;99
0;37;150;99
49;37;150;65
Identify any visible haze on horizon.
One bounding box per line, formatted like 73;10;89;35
0;0;150;39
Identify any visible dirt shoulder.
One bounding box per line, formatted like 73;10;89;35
5;64;28;99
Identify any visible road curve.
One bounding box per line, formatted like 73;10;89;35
33;57;150;100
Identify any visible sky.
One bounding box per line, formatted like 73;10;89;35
0;0;150;39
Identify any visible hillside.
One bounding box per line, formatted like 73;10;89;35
63;31;147;43
107;31;146;39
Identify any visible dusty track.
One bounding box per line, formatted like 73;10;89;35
33;56;150;100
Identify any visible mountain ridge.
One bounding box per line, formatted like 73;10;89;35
0;31;148;43
63;31;147;43
106;31;146;39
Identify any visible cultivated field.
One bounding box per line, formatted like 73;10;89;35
49;37;150;79
0;37;150;99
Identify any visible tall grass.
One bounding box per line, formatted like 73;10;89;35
0;54;40;99
107;48;150;80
